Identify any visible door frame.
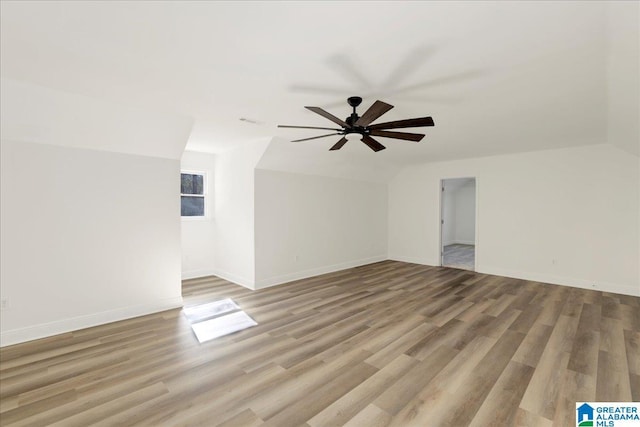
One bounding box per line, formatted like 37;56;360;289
439;177;478;270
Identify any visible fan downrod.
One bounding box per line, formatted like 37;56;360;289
346;96;363;127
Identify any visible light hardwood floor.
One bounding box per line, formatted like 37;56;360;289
1;261;638;426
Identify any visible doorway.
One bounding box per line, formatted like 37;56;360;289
440;177;476;271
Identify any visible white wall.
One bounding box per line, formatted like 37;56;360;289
605;1;639;156
254;169;387;288
441;184;455;246
453;180;476;245
180;143;389;289
389;144;639;296
257;138;403;183
213;140;270;288
181;151;216;279
0;140;183;346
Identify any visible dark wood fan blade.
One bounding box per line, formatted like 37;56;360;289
368;129;425;142
278;125;342;131
291;132;341;142
329;137;348;151
355;100;394;127
305;106;348;127
367;116;434;130
361;135;386;152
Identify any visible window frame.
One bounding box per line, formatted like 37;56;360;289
180;170;207;219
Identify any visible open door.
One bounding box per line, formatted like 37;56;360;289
440;177;476;271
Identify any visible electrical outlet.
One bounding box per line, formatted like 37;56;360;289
0;299;7;311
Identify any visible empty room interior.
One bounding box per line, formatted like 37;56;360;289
1;1;639;426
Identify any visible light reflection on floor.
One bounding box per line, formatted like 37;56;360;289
183;298;257;343
183;298;239;323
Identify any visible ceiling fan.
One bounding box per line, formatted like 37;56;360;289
278;96;434;152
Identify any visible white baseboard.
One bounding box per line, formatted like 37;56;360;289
0;296;184;348
388;257;639;297
183;257;390;290
210;268;255;290
477;265;640;297
254;255;387;289
388;254;438;266
182;268;218;281
4;261;634;348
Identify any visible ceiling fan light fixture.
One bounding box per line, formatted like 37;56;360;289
278;97;434;152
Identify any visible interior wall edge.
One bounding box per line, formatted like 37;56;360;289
210;268;255;291
0;296;184;348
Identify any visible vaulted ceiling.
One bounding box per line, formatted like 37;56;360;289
1;1;638;167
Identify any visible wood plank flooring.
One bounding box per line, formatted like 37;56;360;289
1;261;638;426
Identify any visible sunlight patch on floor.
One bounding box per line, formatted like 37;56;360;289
183;298;239;323
183;298;257;343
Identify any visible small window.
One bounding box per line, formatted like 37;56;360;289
181;172;205;217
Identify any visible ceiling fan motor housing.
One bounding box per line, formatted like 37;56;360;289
345;116;365;130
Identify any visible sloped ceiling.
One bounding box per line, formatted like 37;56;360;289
0;78;193;159
1;1;637;169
